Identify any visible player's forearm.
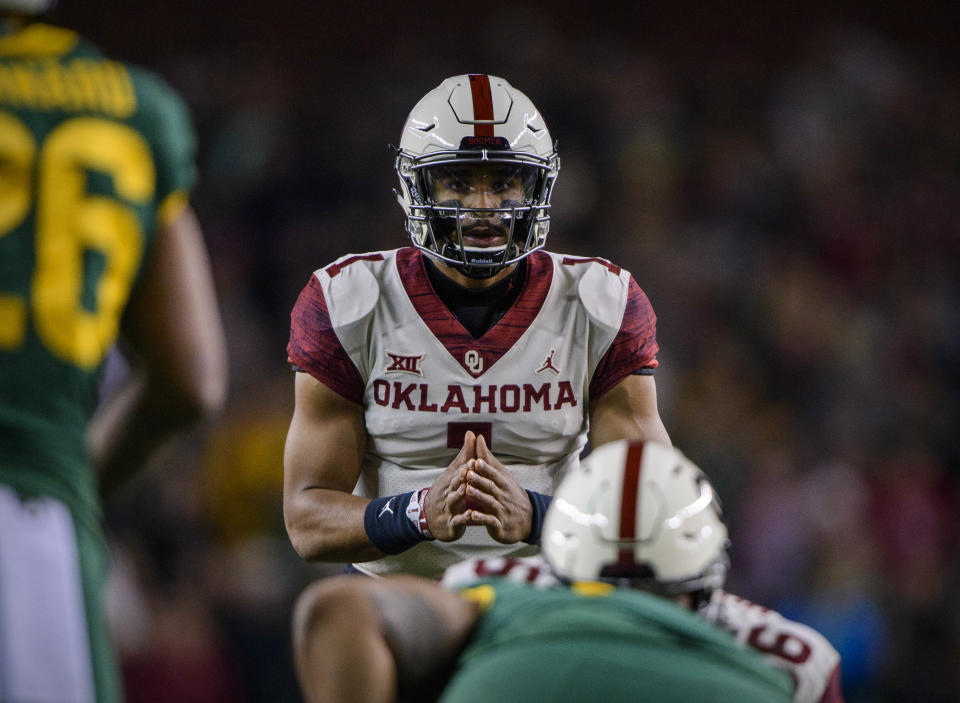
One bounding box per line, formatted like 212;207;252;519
92;370;223;498
284;487;385;562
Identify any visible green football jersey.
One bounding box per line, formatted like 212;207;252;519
0;22;197;528
441;580;795;703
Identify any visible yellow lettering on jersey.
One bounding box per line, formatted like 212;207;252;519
32;118;152;368
0;110;34;236
0;59;136;118
459;584;496;612
0;111;34;350
0;112;152;364
571;581;615;598
0;296;26;348
0;24;78;58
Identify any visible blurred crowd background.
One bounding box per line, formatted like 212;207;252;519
50;1;959;701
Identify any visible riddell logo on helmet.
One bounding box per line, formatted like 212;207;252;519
459;136;510;149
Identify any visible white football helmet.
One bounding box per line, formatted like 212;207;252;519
0;0;56;12
394;74;559;278
542;440;730;598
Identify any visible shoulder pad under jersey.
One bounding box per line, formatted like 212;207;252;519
319;253;384;328
575;259;629;332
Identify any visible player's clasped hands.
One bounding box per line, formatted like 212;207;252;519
425;431;533;545
423;431;475;541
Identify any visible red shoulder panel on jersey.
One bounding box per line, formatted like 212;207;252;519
287;274;364;404
589;276;659;400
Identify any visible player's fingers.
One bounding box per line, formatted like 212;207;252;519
468;511;501;530
433;463;463;495
465;484;499;513
447;473;465;493
459;430;477;461
475;433;494;461
458;459;478;481
448;511;473;529
471;459;511;489
440;480;464;511
444;482;467;510
465;469;498;496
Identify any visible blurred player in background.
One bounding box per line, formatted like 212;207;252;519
293;439;843;703
0;2;228;701
285;74;670;579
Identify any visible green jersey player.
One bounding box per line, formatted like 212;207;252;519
0;3;227;701
291;440;842;703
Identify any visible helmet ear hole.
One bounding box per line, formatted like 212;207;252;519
0;0;57;13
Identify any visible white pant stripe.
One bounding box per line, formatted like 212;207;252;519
0;485;95;703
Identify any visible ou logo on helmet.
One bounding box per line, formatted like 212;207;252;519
464;349;484;374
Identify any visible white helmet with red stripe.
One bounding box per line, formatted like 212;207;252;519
394;74;559;278
542;440;730;597
0;0;57;12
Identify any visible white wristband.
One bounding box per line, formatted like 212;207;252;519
404;487;434;540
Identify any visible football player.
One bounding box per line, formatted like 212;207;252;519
292;440;844;703
0;3;227;701
285;74;671;579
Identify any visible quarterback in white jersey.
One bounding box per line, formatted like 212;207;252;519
283;75;670;578
287;247;661;577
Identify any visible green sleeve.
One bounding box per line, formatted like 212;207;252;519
129;66;198;208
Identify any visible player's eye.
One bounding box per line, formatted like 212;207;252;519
434;168;474;193
445;178;470;192
491;168;524;193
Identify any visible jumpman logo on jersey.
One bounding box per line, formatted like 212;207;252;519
536;349;560;375
378;498;395;518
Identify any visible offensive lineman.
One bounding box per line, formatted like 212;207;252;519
0;3;227;701
292;440;844;703
284;74;670;578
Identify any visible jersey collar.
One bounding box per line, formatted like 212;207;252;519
397;248;553;378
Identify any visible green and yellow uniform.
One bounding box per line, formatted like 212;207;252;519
0;21;196;703
442;579;795;703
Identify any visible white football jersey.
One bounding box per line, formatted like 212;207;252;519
289;247;659;578
702;591;844;703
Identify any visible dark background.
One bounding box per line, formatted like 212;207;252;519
48;1;960;701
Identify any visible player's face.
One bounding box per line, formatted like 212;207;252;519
424;164;537;248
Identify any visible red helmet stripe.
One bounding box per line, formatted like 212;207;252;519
468;74;495;137
617;441;645;563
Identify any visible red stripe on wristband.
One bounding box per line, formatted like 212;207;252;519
417;487;433;539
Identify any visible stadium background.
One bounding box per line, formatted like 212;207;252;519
49;1;959;701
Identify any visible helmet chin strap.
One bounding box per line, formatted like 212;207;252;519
438;241;508;279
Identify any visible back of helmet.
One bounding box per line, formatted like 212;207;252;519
542;440;730;603
0;0;57;14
